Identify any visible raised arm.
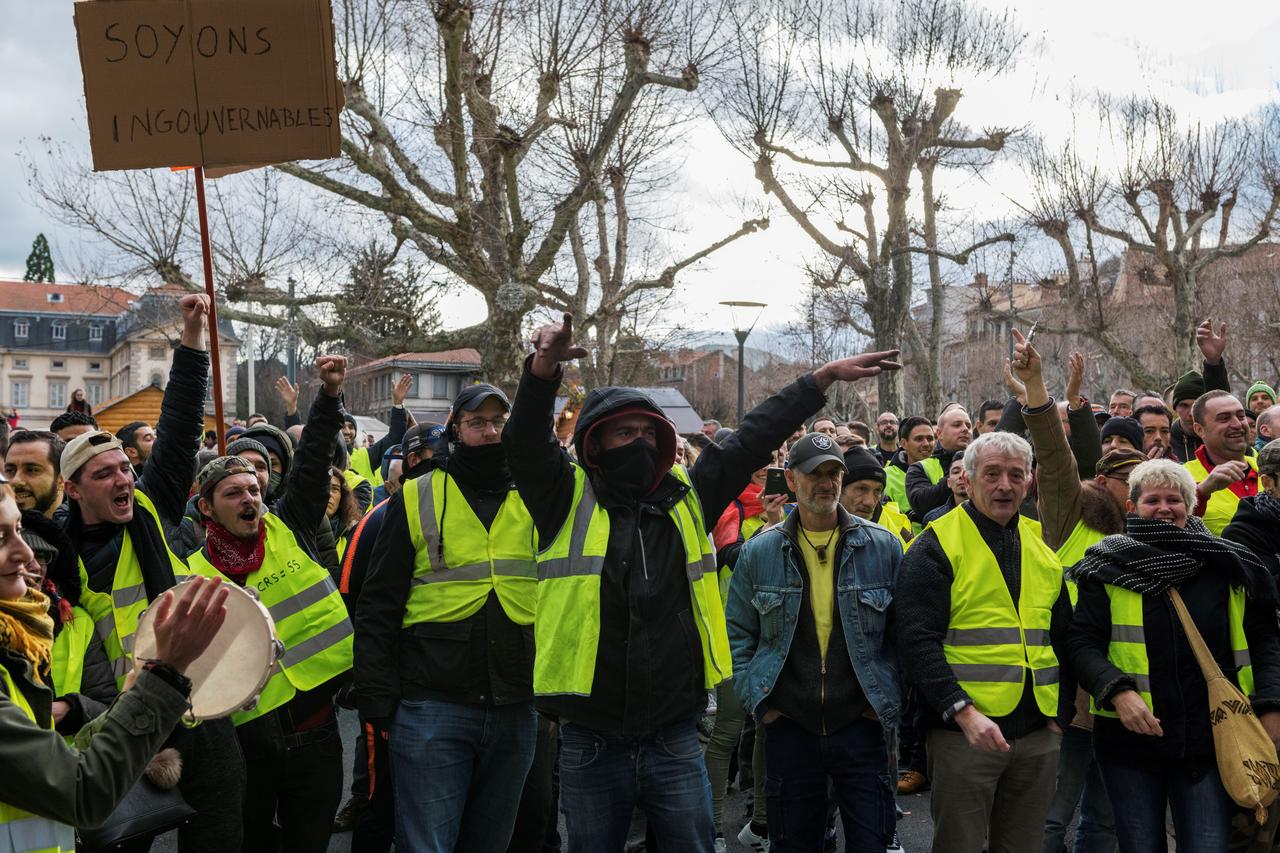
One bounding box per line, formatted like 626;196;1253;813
502;314;587;545
138;294;211;526
366;374;412;470
277;356;347;553
1197;319;1232;393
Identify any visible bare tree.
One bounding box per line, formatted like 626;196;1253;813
710;0;1022;412
278;0;728;384
1014;97;1280;385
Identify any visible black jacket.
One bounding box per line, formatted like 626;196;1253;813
906;445;962;522
1224;496;1280;581
354;456;536;717
897;502;1075;739
995;396;1101;481
503;359;827;737
1068;562;1280;761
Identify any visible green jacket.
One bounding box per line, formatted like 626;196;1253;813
0;648;189;829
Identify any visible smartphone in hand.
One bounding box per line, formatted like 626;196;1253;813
763;466;795;502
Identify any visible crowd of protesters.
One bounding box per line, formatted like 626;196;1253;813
3;304;1280;853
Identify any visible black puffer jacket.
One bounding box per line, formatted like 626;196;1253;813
1068;551;1280;762
1224;495;1280;580
503;357;827;737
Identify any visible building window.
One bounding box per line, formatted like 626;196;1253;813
13;359;27;370
11;382;28;408
432;374;450;399
51;321;66;341
150;372;163;387
149;344;167;359
51;360;64;370
46;293;63;304
89;325;103;342
88;361;102;371
48;382;66;409
13;320;28;340
87;382;105;405
402;373;419;398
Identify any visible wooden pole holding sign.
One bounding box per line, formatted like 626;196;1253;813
193;166;227;454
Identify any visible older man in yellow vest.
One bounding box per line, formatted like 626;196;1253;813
897;429;1074;853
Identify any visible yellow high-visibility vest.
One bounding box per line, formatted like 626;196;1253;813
932;509;1063;717
49;606;94;697
1055;519;1107;607
1184;454;1258;536
534;464;731;696
402;469;538;627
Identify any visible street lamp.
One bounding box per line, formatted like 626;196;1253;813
720;300;768;426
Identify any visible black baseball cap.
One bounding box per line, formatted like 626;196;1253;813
787;433;847;475
452;384;511;416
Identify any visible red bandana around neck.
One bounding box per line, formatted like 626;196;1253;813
204;519;267;581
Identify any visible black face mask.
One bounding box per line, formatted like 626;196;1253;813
447;442;511;491
592;439;660;505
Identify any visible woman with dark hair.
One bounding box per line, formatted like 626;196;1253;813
327;467;363;571
1068;459;1280;851
66;389;93;417
0;481;228;847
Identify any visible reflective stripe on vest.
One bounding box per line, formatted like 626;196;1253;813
76;491;208;689
933;509;1063;717
1055;520;1107;608
349;446;384;489
533;464;732;696
402;469;538;626
49;606;94;697
1092;584;1253;718
0;668;76;853
1184;455;1258;536
187;513;353;725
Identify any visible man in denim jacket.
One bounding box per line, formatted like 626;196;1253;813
726;433;904;853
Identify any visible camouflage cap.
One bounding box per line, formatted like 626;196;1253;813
196;455;258;499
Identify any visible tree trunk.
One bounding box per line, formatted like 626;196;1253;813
1170;264;1199;376
482;296;531;389
917;158;945;416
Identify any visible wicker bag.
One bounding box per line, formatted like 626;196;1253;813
1169;588;1280;823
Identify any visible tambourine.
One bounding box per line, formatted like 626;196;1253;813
132;578;283;721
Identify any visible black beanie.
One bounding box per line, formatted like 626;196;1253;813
1100;416;1143;451
1172;371;1205;407
843;447;886;486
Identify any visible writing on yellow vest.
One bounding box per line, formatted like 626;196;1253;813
1055;519;1107;608
932;509;1063;717
534;464;732;696
0;666;77;852
1092;584;1252;718
402;469;538;626
188;513;353;725
77;491;217;690
1184;454;1258;536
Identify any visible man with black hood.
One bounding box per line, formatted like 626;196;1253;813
503;313;900;850
59;293;246;853
356;383;540;853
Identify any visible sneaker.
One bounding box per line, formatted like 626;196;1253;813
738;821;770;852
714;835;728;853
886;830;905;853
331;796;363;833
824;823;837;852
897;769;930;794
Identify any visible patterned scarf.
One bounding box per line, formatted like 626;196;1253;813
0;588;54;682
1073;514;1273;600
204;520;266;581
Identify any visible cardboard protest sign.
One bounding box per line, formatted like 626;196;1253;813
74;0;342;171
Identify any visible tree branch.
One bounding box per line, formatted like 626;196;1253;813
618;218;770;301
892;232;1015;265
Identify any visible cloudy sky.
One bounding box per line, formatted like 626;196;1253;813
1;1;1277;340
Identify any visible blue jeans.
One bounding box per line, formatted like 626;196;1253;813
558;716;716;853
1097;754;1235;853
763;716;895;853
389;698;538;853
1042;727;1115;853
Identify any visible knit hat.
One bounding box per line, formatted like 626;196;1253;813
19;526;58;566
1247;381;1277;407
1095;447;1147;477
842;446;886;485
1172;371;1205;407
196;455;257;500
1099;416;1143;452
713;427;734;445
226;437;270;465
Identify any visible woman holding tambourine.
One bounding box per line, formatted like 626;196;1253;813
0;475;228;853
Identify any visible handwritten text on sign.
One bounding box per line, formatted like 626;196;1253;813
74;0;342;171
